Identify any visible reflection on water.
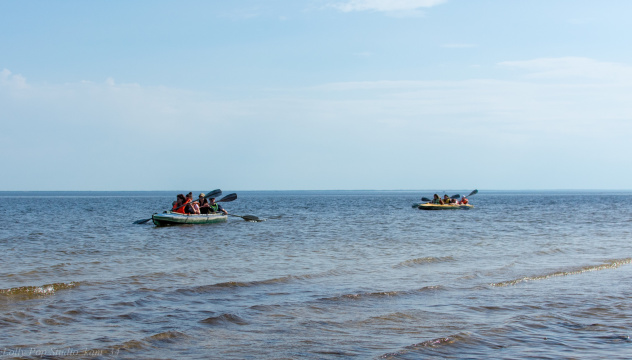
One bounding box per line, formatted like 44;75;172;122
1;191;631;359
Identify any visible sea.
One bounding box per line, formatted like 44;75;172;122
1;190;631;359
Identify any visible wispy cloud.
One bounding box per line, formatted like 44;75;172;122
2;57;631;189
0;69;28;89
330;0;447;12
499;57;632;81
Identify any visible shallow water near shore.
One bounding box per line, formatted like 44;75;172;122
1;190;631;359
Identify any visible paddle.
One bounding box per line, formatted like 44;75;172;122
133;189;223;224
195;193;237;216
211;193;262;221
458;189;478;204
227;214;264;222
465;189;478;198
217;193;237;202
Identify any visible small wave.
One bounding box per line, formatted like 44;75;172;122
536;248;565;255
361;311;419;325
53;331;192;359
320;291;402;302
0;282;79;298
596;334;631;342
182;278;292;293
200;313;248;326
249;304;282;312
394;256;454;268
491;258;632;287
179;269;350;294
146;330;191;343
117;312;144;321
320;285;443;302
40;315;75;326
379;333;469;359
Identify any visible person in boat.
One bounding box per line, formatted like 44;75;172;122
431;194;442;204
172;194;187;214
443;194;451;205
183;192;197;215
207;197;228;215
191;200;201;214
460;196;469;205
197;193;212;214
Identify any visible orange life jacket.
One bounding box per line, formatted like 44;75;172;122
173;199;190;214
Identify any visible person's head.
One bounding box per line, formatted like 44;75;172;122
177;194;185;200
444;194;449;199
209;197;216;204
186;192;193;199
433;194;439;199
199;193;205;200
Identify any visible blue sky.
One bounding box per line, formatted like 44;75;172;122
1;0;631;190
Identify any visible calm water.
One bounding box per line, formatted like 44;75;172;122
1;190;631;359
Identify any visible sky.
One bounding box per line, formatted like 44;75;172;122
1;0;631;191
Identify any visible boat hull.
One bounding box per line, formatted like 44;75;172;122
152;212;228;226
416;203;473;210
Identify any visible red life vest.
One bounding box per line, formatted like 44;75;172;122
173;199;190;214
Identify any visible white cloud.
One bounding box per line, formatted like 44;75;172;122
499;57;632;82
0;69;28;89
306;56;632;138
330;0;447;12
2;58;631;190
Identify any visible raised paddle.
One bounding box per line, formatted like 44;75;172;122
205;189;223;200
217;193;237;202
465;189;478;197
133;189;223;224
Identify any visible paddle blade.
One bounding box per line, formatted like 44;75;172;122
451;194;461;199
218;193;237;202
242;215;261;222
227;213;263;222
205;189;222;199
467;189;478;197
421;197;432;202
133;218;152;224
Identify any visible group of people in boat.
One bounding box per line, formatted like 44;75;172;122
430;194;469;205
172;192;228;215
